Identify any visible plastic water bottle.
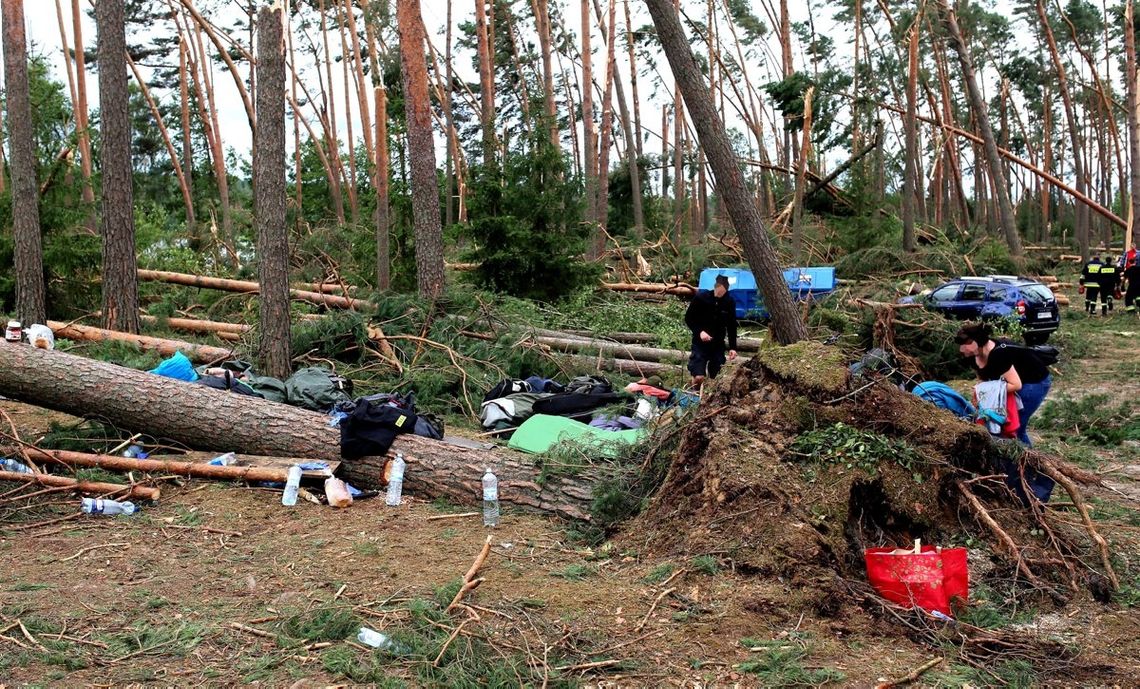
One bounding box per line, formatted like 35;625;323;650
81;498;137;515
385;453;405;507
357;627;397;650
208;452;237;466
482;468;499;527
282;465;303;506
122;445;144;458
1;458;33;474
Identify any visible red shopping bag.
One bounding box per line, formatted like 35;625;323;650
864;545;969;616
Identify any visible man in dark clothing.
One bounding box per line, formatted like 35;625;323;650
1097;256;1120;316
1079;253;1103;315
685;274;738;388
1124;257;1140;315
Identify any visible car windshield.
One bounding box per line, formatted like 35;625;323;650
1020;284;1054;302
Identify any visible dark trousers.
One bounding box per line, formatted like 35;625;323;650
1085;286;1100;313
1126;285;1139;313
688;338;726;379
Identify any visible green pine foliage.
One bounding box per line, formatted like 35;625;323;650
463;129;600;301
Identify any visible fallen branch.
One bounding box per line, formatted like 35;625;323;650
634;587;676;632
25;448;293;484
58;542;130;563
448;536;493;613
0;469;159;501
432;618;472;666
139;314;250;336
874;657;944;689
601;282;695;297
228;622;276;639
1039;459;1119;590
426;512;480;521
956;481;1045;589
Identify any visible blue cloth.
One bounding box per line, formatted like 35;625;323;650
149;351;199;382
588;415;643;431
912;382;975;420
1016;375;1052;447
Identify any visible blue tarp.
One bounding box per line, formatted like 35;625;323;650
697;267;836;319
149;351;199;382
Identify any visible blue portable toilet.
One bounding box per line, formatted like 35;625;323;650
698;266;836;319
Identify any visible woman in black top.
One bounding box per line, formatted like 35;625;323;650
955;323;1052;447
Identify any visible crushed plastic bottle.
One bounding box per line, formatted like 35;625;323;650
121;445;145;459
482;468;499;527
357;627;403;651
1;458;33;474
282;465;303;506
81;498;137;515
385;453;405;507
208;452;237;466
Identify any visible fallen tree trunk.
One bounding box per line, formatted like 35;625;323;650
560;354;679;377
137;269;368;310
48;321;235;364
601;282;696;297
535;335;690;363
25;448;295;483
559;328;765;352
139;315;250;336
0;345;595;521
0;469;160;501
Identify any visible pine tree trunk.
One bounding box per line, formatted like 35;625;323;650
317;0;346;225
96;0;140;334
902;22;919;253
531;0;559;144
2;0;46;325
1036;0;1086;259
624;0;643;161
644;0;807;344
71;0;96;232
476;0;497;165
336;2;360;226
188;21;234;249
581;0;600;254
596;0;618;231
178;39;197;235
939;0;1022;255
593;0;642;234
375;85;391;291
253;6;291;381
1127;0;1139;252
398;0;446;298
0;346;594;522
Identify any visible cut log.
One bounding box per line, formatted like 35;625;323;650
48;321;235;364
560;328;764;352
25;448;297;483
136;269;369;310
560;353;679;378
0;345;595;521
534;335;690;363
139;314;250;336
602;282;696;297
0;469;160;501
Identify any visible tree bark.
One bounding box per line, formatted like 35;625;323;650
47;321;235;363
581;0;600;254
26;448;294;484
254;6;291;380
71;0;96;230
136;269;368;310
2;0;46;326
643;0;807;344
178;38;196;234
1126;0;1139;252
937;0;1022;256
97;0;141;334
475;0;497;165
375;86;391;291
902;21;919;253
533;0;559;145
139;314;249;336
397;0;446;299
0;346;594;521
1036;0;1088;259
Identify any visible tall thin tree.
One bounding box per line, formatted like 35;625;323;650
644;0;806;344
398;0;446;298
902;19;919;253
254;4;290;380
96;0;140;333
1125;0;1139;252
937;0;1022;256
2;0;46;325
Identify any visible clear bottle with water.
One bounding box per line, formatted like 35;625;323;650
208;452;237;466
81;498;137;515
482;468;499;527
385;453;405;506
1;458;32;474
282;465;303;506
357;627;400;651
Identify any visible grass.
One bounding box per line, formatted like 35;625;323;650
550;563;596;581
9;582;53;592
735;638;845;687
955;584;1037;629
691;555;720;576
643;563;676;584
104;621;205;659
1035;394;1140;446
353;541;381;557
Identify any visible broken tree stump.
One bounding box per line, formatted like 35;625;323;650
0;345;595;521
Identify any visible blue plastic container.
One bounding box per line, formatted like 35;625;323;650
697;266;836;319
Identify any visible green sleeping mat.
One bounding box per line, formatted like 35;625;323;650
507;414;645;458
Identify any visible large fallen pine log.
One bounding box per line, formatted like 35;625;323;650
559;328;765;352
0;469;160;501
534;335;689;363
559;354;678;377
137;269;369;310
0;345;595;521
139;315;250;336
48;321;235;364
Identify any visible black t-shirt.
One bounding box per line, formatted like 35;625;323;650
973;339;1050;384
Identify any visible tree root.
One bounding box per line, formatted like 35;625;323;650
1038;459;1119;591
956;480;1047;590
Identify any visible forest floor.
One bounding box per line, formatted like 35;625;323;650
1;300;1139;687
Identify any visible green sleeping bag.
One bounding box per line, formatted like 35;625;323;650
508;414;645;458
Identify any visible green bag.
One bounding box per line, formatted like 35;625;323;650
285;367;352;411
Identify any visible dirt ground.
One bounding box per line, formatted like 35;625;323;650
2;304;1139;687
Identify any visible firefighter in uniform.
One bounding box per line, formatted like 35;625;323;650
1079;253;1103;315
1124;255;1140;315
1097;256;1120;316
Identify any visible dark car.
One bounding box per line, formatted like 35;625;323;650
920;275;1061;344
